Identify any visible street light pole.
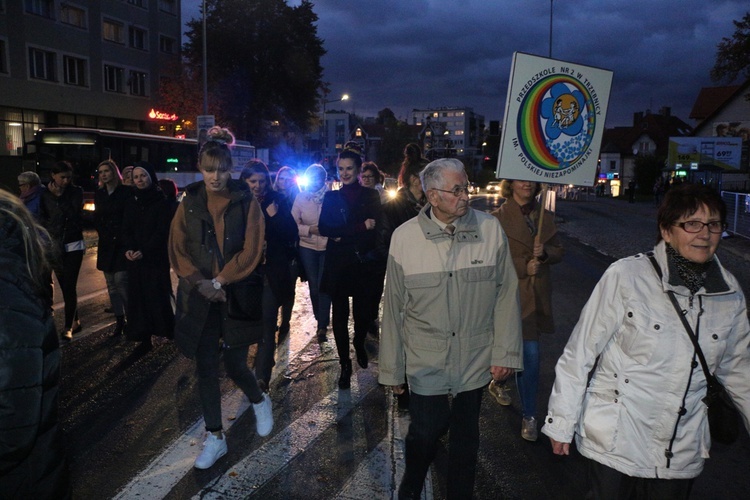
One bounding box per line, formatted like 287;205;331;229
549;0;553;58
202;0;208;115
321;94;349;159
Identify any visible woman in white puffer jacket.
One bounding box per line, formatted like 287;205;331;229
542;182;750;499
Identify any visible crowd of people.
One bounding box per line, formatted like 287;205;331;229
3;131;750;499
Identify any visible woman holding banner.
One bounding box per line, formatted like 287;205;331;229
490;179;563;442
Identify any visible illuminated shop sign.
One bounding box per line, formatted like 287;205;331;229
148;109;178;121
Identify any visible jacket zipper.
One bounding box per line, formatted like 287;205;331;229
665;294;702;469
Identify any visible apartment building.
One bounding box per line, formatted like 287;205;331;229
0;0;182;159
411;106;485;159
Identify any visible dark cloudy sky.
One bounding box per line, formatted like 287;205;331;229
183;1;748;127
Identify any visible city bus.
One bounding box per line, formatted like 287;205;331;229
23;128;256;195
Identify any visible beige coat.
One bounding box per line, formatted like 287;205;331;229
379;205;523;395
493;197;563;341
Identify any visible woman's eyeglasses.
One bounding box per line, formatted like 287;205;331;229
673;220;726;234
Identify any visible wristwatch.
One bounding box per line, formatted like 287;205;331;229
211;278;222;290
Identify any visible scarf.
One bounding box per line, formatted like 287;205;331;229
308;183;328;205
20;184;41;203
665;243;710;295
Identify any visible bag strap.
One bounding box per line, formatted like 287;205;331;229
208;223;226;270
647;252;713;384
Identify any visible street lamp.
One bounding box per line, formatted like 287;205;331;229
321;94;349;158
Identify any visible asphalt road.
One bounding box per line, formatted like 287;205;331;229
54;194;750;499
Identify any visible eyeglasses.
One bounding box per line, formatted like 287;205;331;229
360;175;375;180
673;220;726;234
432;185;470;197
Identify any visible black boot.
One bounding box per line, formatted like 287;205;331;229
338;360;352;390
353;337;368;369
113;316;126;336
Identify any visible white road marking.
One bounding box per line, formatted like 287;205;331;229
112;388;250;499
112;285;407;499
335;391;433;500
113;285;320;499
195;376;365;498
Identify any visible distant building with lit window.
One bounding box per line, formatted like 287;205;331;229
0;0;182;175
411;106;485;162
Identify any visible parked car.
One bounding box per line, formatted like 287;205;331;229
485;181;502;194
468;182;479;194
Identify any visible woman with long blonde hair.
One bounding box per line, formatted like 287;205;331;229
0;190;69;497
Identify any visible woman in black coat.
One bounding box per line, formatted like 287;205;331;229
94;159;132;336
39;160;85;340
376;144;427;259
122;162;175;348
319;146;382;389
241;160;299;391
0;190;69;498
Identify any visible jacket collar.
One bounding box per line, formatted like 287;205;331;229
653;240;732;296
417;203;481;242
184;180;251;218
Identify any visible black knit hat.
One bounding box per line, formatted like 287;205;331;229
133;161;159;185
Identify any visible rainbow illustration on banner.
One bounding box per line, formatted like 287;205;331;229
516;74;596;171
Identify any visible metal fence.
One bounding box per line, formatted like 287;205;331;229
722;191;750;240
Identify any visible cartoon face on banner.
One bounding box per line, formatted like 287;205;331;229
497;53;613;186
517;76;594;171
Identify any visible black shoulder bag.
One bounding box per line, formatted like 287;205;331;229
647;253;739;444
209;199;264;322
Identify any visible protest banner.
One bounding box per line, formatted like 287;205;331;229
497;52;613;187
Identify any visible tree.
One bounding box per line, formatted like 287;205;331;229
711;12;750;85
157;61;221;135
181;0;325;147
374;109;419;176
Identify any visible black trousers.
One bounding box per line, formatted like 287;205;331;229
586;457;694;500
330;288;376;363
399;387;484;500
52;249;84;330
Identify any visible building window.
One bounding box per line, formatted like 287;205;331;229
104;64;124;92
129;26;147;50
159;0;176;14
61;4;86;28
128;0;146;7
455;130;464;136
63;55;87;87
24;0;53;18
29;47;56;81
609;160;616;171
103;19;124;44
0;39;7;74
129;70;147;96
159;35;176;54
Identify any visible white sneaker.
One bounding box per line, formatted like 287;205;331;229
194;432;227;469
253;393;274;437
488;380;512;406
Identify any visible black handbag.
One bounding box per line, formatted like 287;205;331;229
225;270;264;321
648;254;739;444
